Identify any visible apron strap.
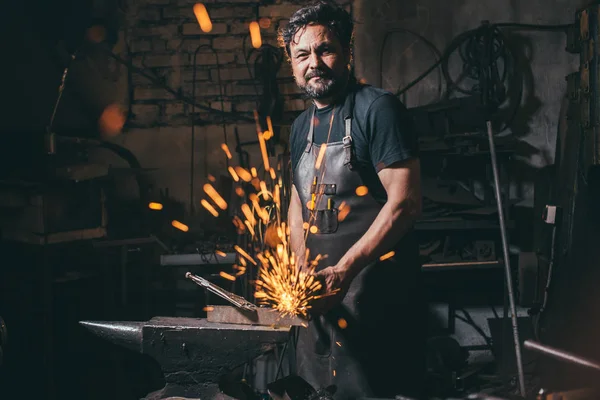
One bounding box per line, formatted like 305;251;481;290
343;118;353;168
342;87;357;169
305;107;316;153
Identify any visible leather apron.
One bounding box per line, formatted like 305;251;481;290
293;88;425;400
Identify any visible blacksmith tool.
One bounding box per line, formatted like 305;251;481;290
79;316;291;400
185;272;258;312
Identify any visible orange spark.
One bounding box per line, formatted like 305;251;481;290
200;199;219;217
221;143;232;159
315;144;327;170
379;251;395;261
338;318;348;329
266;116;274;139
220;271;236;281
203;183;228;210
216;250;227;257
235;166;252;182
251;167;258;177
355;186;369;196
208;174;216;182
338;201;350;221
258;132;270;171
260;181;268;200
203;306;214;312
245;220;255;236
193;3;212;33
235;187;245;197
228;166;240;182
234;244;257;265
249;21;262;49
148;202;163;210
269;168;276;180
309;226;318;234
241;204;256;225
172;220;189;232
274;184;280;205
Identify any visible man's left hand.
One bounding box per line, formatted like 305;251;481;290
310;265;356;314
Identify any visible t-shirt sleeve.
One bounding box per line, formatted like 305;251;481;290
365;94;419;172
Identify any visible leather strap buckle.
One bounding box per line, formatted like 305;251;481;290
343;135;352;147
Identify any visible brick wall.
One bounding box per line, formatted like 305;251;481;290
103;0;350;210
125;0;348;129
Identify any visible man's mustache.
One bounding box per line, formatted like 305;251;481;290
305;70;331;80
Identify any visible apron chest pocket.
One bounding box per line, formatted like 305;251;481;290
316;209;339;234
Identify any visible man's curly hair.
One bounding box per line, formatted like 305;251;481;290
278;1;354;63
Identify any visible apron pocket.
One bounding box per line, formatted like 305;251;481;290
316;209;339;234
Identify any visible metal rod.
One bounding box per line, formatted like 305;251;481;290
524;340;600;372
486;120;526;396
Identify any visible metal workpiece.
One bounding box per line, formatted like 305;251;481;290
80;316;291;400
206;305;307;327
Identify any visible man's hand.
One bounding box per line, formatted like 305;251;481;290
310;265;357;314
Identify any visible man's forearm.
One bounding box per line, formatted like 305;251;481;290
290;224;306;260
337;198;419;275
288;185;306;263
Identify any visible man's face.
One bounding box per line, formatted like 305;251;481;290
289;24;350;100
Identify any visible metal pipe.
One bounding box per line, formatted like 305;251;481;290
524;340;600;372
486;120;526;396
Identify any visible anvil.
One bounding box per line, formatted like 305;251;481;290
80;316;291;400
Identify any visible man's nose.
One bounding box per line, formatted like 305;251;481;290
308;52;322;69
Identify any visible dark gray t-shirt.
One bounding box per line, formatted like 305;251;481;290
290;84;418;202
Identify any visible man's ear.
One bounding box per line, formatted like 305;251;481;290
342;46;352;66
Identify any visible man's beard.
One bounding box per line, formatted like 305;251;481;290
297;69;347;100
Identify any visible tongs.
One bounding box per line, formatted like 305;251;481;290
185;272;258;312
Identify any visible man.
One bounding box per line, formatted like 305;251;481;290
281;1;426;399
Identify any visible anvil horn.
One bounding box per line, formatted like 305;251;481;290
79;320;143;353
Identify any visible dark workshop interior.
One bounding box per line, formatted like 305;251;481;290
1;0;599;399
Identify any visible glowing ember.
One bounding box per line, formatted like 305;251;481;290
337;318;348;329
172;220;189;232
355;186;369;196
203;183;228;210
254;245;324;318
249;21;262;49
315;143;327;170
235;166;252;182
148;202;163;210
193;3;212;33
228;166;240;182
379;251;395;261
220;271;236;281
221;143;233;159
174;112;338;318
201;199;219;217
